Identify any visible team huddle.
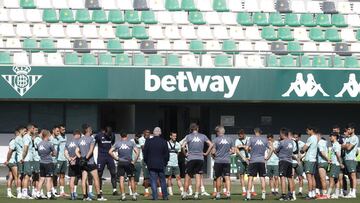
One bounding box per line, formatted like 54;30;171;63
4;122;359;201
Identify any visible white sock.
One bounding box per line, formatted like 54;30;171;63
335;188;339;196
7;188;11;194
144;188;149;193
17;187;21;195
189;185;193;193
247;191;251;199
22;188;28;196
201;185;205;193
299;187;303;193
271;188;274;192
157;187;162;193
74;186;77;193
113;188;117;192
195;192;199;196
352;189;356;196
180;187;184;193
223;187;227;193
88;185;93;193
40;189;44;196
168;187;173;194
251;185;255;192
315;189;320;194
213;187;217;192
327;188;332;196
60;186;64;194
275;188;279;192
340;189;344;195
242;187;246;192
129;186;133;195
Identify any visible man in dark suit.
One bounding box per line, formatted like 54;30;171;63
143;127;169;200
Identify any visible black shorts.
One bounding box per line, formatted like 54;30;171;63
279;161;293;178
185;160;204;176
82;164;97;172
117;162;135;177
40;163;54;177
214;163;231;179
248;162;266;177
68;159;81;177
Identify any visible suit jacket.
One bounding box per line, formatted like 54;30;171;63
143;136;169;170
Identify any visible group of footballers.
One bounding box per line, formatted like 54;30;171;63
3;122;359;201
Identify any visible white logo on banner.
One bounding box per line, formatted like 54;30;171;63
282;73;329;97
335;73;360;97
2;66;42;96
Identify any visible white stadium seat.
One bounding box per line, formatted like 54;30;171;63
156;40;172;53
26;9;43;22
337;2;352;14
123;40;139;52
318;42;333;53
244;0;259;12
291;0;306;13
52;0;69;9
37;0;53;9
229;0;244;12
83;25;99;38
1;23;15;37
68;0;85;9
197;0;213;11
31;52;47;66
33;24;49;38
100;0;116;10
352;2;360;14
157;11;173;24
293;28;309;41
99;25;115;39
347;14;360;27
197;26;213;39
181;25;197;39
116;0;133;10
229;26;245;40
341;29;356;42
66;24;82;38
148;25;165;39
235;55;247;67
205;40;221;51
14;52;29;65
302;42;318;52
221;13;237;25
56;39;72;52
238;41;253;52
206;12;221;25
9;9;26;22
245;27;261;40
172;12;188;24
260;0;275;12
3;0;20;8
201;54;214;67
306;1;322;13
149;0;165;11
173;40;188;53
351;43;360;52
182;54;199;67
5;38;21;49
254;41;270;51
16;23;32;37
0;39;4;48
213;26;229;39
47;53;64;65
0;9;9;22
247;55;264;67
50;24;66;38
90;39;106;52
165;25;181;39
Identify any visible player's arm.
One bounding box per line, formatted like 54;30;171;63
181;138;188;156
75;147;81;158
319;150;331;163
85;142;95;160
265;141;274;161
21;144;29;162
64;148;72;161
51;145;57;157
203;140;214;156
342;142;355;151
336;151;343;168
301;143;310;154
108;146;118;161
5;147;14;165
133;147;140;164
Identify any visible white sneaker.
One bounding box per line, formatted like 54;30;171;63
194;194;200;200
83;197;92;201
16;194;22;199
201;191;210;196
330;194;338;199
339;193;345;198
132;195;137;201
344;193;356;199
7;193;16;198
261;193;266;200
21;195;33;199
97;197;107;201
121;195;126;201
181;193;187;200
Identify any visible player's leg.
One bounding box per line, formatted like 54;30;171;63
89;166;105;200
7;170;14;198
165;166;173;195
97;157;106;193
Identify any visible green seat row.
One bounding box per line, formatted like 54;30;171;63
238;12;347;28
116;26;148;39
166;0;228;11
23;38;56;53
43;9;157;24
309;28;342;42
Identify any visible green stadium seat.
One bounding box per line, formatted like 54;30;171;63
23;38;38;52
332;55;343;67
181;0;197;11
20;0;36;9
82;53;97;65
213;0;229;12
0;52;11;64
141;11;157;24
269;13;285;26
125;11;141;24
214;55;231;67
309;28;325;42
261;27;278;41
253;12;269;26
134;54;147;66
190;40;205;54
148;55;164;66
99;53;113;65
76;9;91;23
267;55;279;67
285;13;300;27
222;40;238;54
165;0;181;11
316;14;331;27
43;9;59;23
298;55;311;67
109;10;124;24
312;56;328;67
280;55;295;67
237;12;253;26
278;28;294;41
344;56;359;68
40;39;55;53
115;54;131;66
133;26;149;39
332;14;347;28
287;41;302;55
107;39;123;54
325;29;341;42
167;54;181;66
65;53;80;65
116;26;132;39
300;14;316;27
189;11;206;25
92;10;108;23
60;9;75;23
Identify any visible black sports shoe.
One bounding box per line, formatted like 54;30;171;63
279;194;288;201
297;192;303;196
113;191;119;196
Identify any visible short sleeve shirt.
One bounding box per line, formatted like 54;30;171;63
113;140;136;163
344;135;359;161
331;141;341;166
247;136;269;164
184;132;209;161
213;136;235;164
267;140;279;165
317;139;328;163
304;135;318;162
78;135;96;164
37;140;55;164
23;134;33;162
167;141;181;166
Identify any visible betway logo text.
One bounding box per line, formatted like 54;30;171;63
144;69;241;98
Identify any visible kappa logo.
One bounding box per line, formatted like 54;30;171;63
255;140;264;146
69;142;77;148
282;73;329;97
287;143;293;149
191;137;201;143
39;145;45;151
119;144;130;149
335;73;360;97
79;140;86;146
219;139;229;144
2;66;42;97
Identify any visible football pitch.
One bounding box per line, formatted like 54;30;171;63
0;183;359;203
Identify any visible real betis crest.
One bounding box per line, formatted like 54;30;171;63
2;66;42;96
